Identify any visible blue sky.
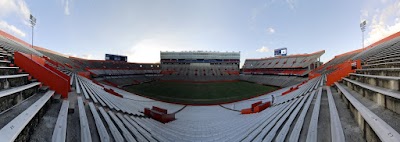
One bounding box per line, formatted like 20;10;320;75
1;0;400;67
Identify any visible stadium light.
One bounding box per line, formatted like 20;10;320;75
360;20;366;50
30;14;36;49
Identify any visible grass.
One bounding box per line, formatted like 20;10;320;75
123;81;279;105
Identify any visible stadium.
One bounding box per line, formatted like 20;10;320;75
1;1;400;142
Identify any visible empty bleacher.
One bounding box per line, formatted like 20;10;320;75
0;41;59;141
3;28;400;142
160;63;240;81
242;50;324;76
327;33;400;141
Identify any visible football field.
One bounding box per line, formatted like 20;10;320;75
123;81;279;105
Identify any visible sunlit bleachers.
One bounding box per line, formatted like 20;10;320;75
242;50;324;76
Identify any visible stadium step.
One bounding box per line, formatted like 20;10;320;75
77;97;92;142
52;100;70;142
82;100;101;142
316;88;331;142
0;74;30;89
0;67;18;75
338;83;400;133
286;90;317;141
298;89;318;141
0;60;10;67
356;68;400;76
349;73;400;91
325;86;345;142
0;90;54;141
0;82;41;113
29;95;64;141
342;77;400;114
329;86;365;141
88;102;111;142
66;95;81;142
334;82;400;141
0;93;42;129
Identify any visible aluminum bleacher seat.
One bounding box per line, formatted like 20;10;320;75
88;102;111;141
52;100;69;142
334;82;400;141
326;86;345;142
0;90;54;141
115;113;148;142
343;76;400;113
77;97;92;142
107;111;137;142
306;87;322;142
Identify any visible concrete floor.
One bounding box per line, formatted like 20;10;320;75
0;93;41;129
317;89;331;142
30;97;62;142
331;87;366;142
66;97;81;142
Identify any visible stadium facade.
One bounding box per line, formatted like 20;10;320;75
160;51;240;81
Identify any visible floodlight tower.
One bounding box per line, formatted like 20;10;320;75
360;20;367;50
30;14;36;49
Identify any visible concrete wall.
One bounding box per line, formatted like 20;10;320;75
0;87;37;112
0;68;17;75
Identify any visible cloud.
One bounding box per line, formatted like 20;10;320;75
125;34;201;63
362;0;400;46
256;46;270;53
0;0;30;37
81;54;93;59
16;0;31;24
0;21;26;37
285;0;297;10
267;27;275;34
64;0;70;15
0;0;29;18
0;0;30;23
65;53;77;57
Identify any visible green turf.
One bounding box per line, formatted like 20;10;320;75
123;81;279;104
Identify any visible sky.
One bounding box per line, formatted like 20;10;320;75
1;0;400;67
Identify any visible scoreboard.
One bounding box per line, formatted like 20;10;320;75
274;48;287;57
105;54;127;62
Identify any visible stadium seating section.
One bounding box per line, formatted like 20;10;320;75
1;29;400;141
160;64;240;81
242;50;324;76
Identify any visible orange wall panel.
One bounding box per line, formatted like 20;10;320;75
14;52;70;98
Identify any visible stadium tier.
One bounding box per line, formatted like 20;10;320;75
242;50;324;76
160;51;240;81
33;46;161;77
240;75;307;87
1;28;400;142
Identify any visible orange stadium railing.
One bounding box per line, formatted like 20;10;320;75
326;60;361;86
14;52;70;98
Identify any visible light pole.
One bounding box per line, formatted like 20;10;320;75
360;20;366;50
30;14;36;49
